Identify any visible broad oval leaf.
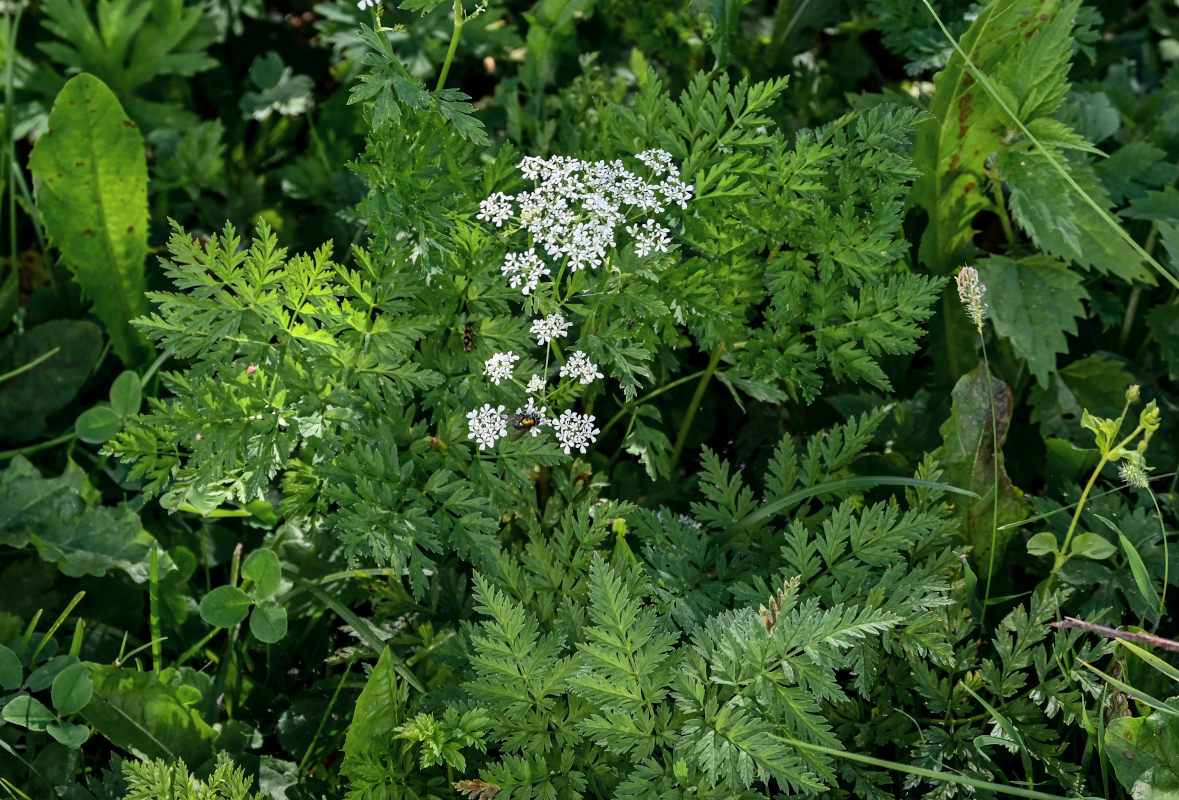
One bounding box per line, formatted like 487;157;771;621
47;720;91;749
28;73;150;364
200;585;253;628
76;405;122;444
250;600;288;644
241;548;282;599
0;645;22;690
3;694;55;731
109;370;142;418
1070;531;1117;561
51;662;94;717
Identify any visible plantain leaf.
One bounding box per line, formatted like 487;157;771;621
80;665;216;763
28;73;151;364
1106;702;1179;799
936;364;1028;585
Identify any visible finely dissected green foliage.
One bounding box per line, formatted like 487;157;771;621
107;65;946;568
9;1;1179;798
341;413;978;798
119;752;262;800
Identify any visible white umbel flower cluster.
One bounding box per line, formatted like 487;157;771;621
464;151;694;457
529;313;572;345
501;250;550;296
559;350;604;385
483;351;520;385
476;150;693;294
467;404;507;450
627;219;672;258
551;410;600;454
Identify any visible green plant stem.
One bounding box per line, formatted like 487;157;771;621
4;5;22;270
988;171;1016;246
1118;287;1141;353
788;739;1078;800
298;657;355;775
435;0;466;92
0;432;79;463
981;337;1000;617
149;544;163;673
173;627;220;669
669;343;724;470
1046;424;1144;593
997;471;1178;530
0;346;61;386
1147;487;1170;618
598;369;707;439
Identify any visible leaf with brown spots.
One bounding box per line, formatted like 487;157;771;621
28;73;151;364
911;0;1084;274
936;363;1028;587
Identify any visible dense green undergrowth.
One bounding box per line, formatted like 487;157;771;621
2;0;1179;798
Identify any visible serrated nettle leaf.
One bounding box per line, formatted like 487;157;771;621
0;321;103;444
976;255;1088;386
241;548;282;599
997;149;1152;283
0;456;167;581
1026;532;1059;557
912;0;1082;272
27;74;151;364
200;585;254;628
1069;532;1117;561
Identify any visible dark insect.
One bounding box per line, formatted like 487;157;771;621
504;412;542;430
463;322;475;352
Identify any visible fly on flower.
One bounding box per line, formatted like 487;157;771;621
505;411;542;430
503;403;546;438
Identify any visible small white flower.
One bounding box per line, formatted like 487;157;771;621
551;409;600;454
627;219;672;258
559;350;604;385
637;148;676;177
477;192;514;227
526;374;546;395
500;249;551;295
657;176;693;209
530;313;572;345
357;0;379;8
483;351;520;385
467;404;507;450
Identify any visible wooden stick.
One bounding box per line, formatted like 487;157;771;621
1051;616;1179;652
